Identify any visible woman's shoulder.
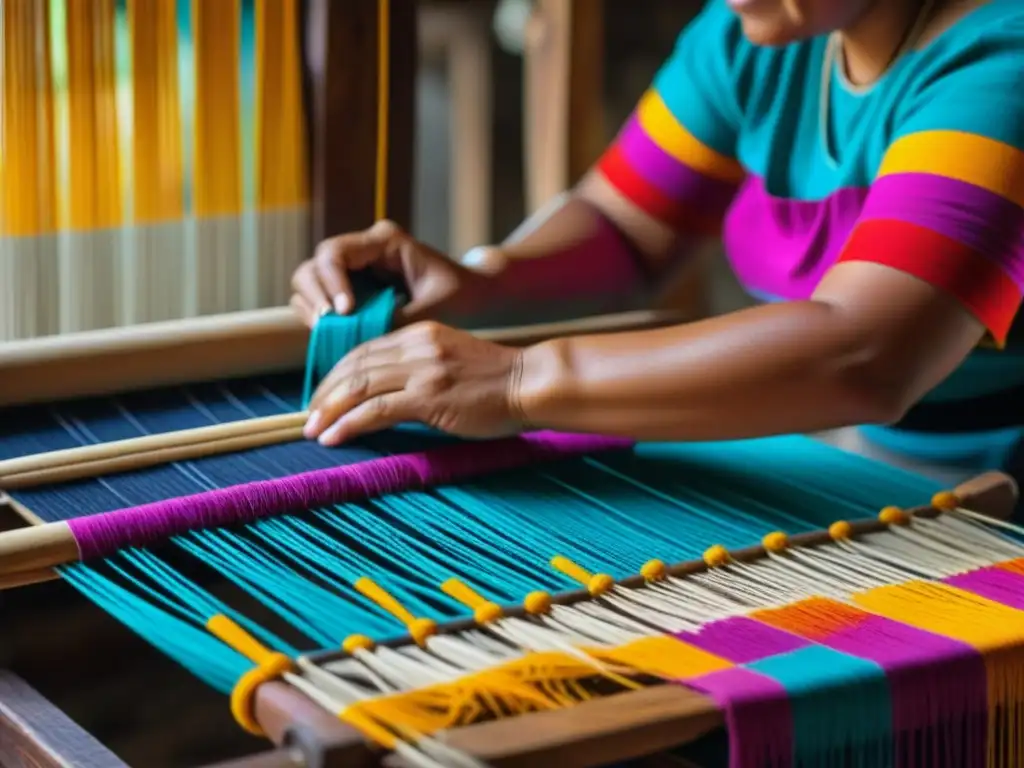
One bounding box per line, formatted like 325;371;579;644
893;0;1024;148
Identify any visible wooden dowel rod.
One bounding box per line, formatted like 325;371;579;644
0;567;60;589
0;521;79;577
0;308;688;487
0;306;689;409
0;426;306;491
0;412;307;480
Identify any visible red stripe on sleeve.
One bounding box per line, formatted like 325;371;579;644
596;145;719;236
837;218;1021;345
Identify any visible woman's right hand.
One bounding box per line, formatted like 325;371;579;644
290;219;502;327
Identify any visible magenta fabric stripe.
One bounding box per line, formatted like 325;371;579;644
683;668;793;768
676;616;808;664
945;565;1024;610
860;172;1024;289
616;115;738;213
66;432;634;559
722;175;867;300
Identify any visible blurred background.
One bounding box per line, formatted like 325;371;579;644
0;0;750;346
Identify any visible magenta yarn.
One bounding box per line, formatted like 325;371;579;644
67;431;633;560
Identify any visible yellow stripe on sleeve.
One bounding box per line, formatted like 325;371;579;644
877;130;1024;209
636;90;744;185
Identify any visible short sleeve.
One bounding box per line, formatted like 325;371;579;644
595;0;748;236
836;24;1024;346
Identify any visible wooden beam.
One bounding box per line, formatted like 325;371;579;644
0;671;128;768
303;0;417;241
523;0;604;213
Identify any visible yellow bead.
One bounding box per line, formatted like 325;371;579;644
762;531;788;553
879;506;909;526
931;490;960;511
523;591;552;615
409;617;438;646
703;545;730;568
641;559;667;582
588;573;615;596
342;634;375;654
829;521;853;541
474;602;503;624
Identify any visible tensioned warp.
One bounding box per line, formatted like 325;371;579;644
6;289;992;768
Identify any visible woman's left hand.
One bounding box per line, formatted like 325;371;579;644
303;321;528;445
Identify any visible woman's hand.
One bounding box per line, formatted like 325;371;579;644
302;321;530;445
290;219;501;327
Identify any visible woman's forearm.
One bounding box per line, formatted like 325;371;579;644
458;195;648;318
516;299;919;441
454;175;694;322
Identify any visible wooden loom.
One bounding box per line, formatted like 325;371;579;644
4;4;1021;768
0;306;693;768
0;307;1017;768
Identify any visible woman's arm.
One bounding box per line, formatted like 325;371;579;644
517;263;989;440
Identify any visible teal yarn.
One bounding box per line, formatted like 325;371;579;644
301;287;400;408
747;645;894;768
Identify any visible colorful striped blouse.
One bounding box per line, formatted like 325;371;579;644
597;0;1024;468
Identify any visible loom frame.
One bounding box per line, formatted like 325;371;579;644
237;470;1017;768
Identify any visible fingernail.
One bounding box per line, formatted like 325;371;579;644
317;304;332;318
460;246;487;268
318;422;344;446
304;411;321;438
334;294;350;314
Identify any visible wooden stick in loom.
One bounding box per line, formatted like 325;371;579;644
0;307;688;488
0;305;689;408
244;470;1019;768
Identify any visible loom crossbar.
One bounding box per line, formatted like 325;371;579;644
242;470;1017;768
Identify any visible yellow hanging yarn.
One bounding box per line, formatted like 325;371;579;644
354;577;437;646
340;651;613;741
206;614;293;736
550;555;615;596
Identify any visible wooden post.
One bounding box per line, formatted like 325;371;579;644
522;0;605;214
302;0;418;242
419;3;494;256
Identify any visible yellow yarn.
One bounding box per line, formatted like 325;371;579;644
585;636;732;680
524;591;553;615
828;520;853;540
878;506;909;526
854;581;1024;767
641;559;668;582
342;634;375;654
703;545;730;567
205;614;294;737
338;651;618;742
931;490;961;510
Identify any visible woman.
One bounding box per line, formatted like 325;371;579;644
291;0;1024;493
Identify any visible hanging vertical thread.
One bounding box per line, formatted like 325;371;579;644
127;0;185;324
191;0;243;316
63;0;123;332
0;0;59;340
253;0;309;310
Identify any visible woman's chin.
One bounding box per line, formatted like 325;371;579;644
736;15;802;47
